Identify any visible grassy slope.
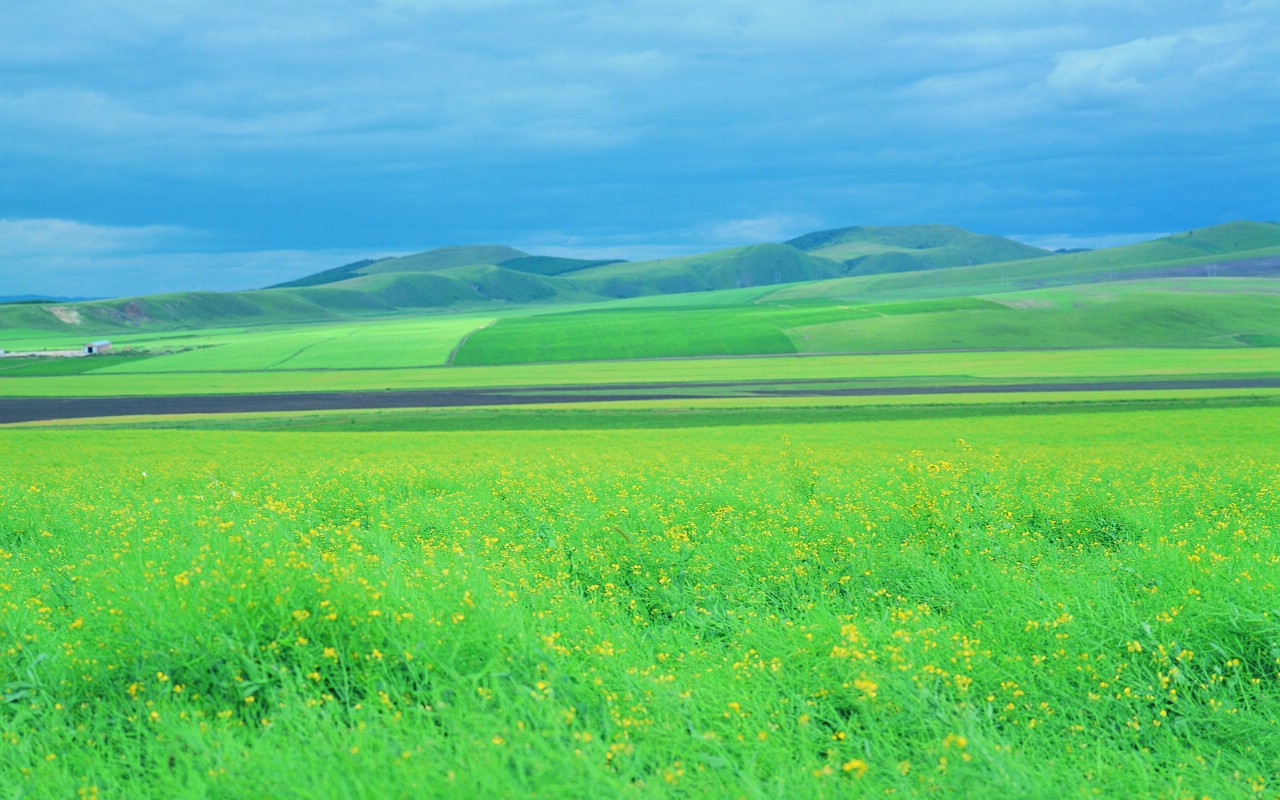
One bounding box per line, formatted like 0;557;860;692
785;223;1050;274
789;279;1280;353
357;244;528;275
452;274;1280;365
766;222;1280;303
0;267;594;337
565;243;845;298
3;222;1274;341
452;298;998;365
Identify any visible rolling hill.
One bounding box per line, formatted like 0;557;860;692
784;223;1051;275
2;222;1277;362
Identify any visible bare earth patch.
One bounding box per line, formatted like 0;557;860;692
47;306;83;325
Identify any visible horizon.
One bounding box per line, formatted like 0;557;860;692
2;1;1277;298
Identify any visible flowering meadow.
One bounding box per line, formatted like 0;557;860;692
2;406;1279;798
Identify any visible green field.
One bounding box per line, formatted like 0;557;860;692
3;219;1280;796
3;346;1278;400
3;406;1279;797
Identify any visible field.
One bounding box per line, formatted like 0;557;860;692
3;221;1280;797
3;406;1279;798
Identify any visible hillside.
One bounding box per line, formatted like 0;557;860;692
784;224;1051;275
765;221;1280;303
566;243;845;297
2;221;1277;340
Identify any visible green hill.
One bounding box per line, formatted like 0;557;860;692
567;243;844;298
266;245;529;290
785;224;1050;275
4;221;1277;346
358;245;528;276
453;277;1280;365
765;221;1280;303
498;255;625;276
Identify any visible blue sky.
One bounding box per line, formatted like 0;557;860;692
2;0;1278;297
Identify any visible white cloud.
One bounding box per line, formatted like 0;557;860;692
0;218;189;256
702;215;820;245
1048;35;1181;101
1011;231;1172;251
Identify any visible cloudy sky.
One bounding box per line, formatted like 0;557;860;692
2;0;1278;297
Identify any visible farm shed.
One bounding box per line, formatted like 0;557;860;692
85;340;112;355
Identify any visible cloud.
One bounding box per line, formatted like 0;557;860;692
702;215;821;245
1010;231;1173;251
0;218;382;297
1;0;1278;298
0;218;190;256
1048;35;1181;102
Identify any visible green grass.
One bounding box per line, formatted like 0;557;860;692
451;281;1280;364
452;298;1004;365
3;347;1278;398
789;280;1280;352
3;406;1279;796
566;243;843;298
90;315;495;373
766;222;1280;304
0;353;158;377
37;392;1279;433
451;306;802;365
784;223;1050;273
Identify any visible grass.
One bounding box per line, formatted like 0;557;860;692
789;281;1280;353
566;244;844;298
91;315;495;373
3;347;1278;398
452;298;1001;366
30;391;1279;433
765;222;1280;304
784;224;1049;272
2;405;1278;796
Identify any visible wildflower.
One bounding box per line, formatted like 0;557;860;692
842;759;868;778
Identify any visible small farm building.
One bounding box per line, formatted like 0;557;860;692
85;340;112;355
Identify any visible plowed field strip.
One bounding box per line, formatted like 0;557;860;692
3;378;1279;423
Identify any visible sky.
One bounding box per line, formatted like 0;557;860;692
2;0;1278;298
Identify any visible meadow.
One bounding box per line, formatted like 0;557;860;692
3;406;1279;798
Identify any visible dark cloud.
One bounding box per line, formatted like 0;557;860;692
1;0;1277;295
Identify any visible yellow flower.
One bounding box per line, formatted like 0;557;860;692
842;759;868;778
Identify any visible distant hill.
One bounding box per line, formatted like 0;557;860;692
0;295;99;304
785;224;1051;275
3;221;1278;336
568;243;845;297
267;245;529;289
765;221;1280;303
498;255;626;276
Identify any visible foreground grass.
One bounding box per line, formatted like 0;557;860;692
2;407;1278;797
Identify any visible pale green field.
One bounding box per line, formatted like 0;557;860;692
92;315;494;373
2;348;1278;398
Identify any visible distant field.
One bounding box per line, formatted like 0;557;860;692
92;315;494;373
26;389;1279;433
791;280;1280;353
452;280;1280;365
2;347;1278;399
452;299;1000;365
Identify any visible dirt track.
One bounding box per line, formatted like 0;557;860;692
2;377;1279;424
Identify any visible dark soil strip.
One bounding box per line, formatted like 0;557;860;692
3;378;1279;424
